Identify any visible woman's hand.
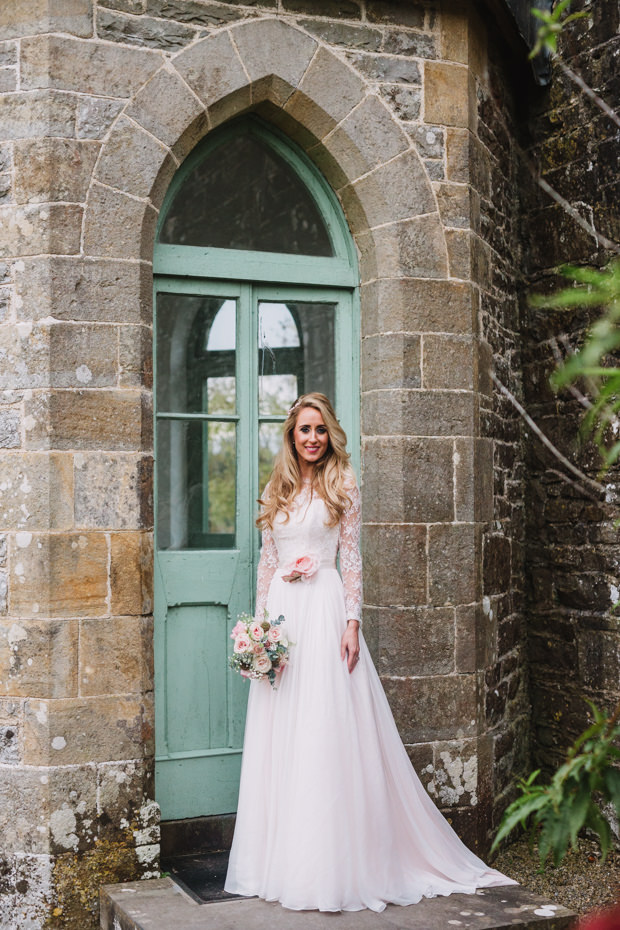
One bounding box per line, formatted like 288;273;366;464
341;620;360;674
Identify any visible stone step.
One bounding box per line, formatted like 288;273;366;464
101;879;576;930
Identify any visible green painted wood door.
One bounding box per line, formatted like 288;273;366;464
153;116;359;821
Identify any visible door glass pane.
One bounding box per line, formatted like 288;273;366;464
258;301;336;414
157;419;236;550
158;132;333;257
157;293;236;414
259;421;284;493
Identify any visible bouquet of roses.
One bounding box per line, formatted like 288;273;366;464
228;611;289;688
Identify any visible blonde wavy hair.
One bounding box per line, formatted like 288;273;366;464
257;393;354;530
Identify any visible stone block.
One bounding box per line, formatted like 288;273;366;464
446;128;470;183
362;524;426;606
439;8;469;64
74;453;147;530
0;70;16;93
233;18;317;108
0;204;82;258
321;94;409;182
0;697;21;764
0;321;49;390
435;181;472;229
173;31;250;131
362;388;475;437
454;437;493;523
76;96;124;140
23;389;143;452
282;0;361;15
363;437;454;523
357;214;448;282
49;323;118;389
428;738;478;808
429;523;479;606
298;19;382;51
406;123;444;159
482;533;511;596
0;767;50;854
367;606;454;676
94;116;172;206
0;0;93;40
0;618;78;699
0;90;77;141
110;532;154;616
147;0;260;25
381;674;477;742
424;61;470;128
97;759;156;844
79;616;153;696
346;52;420;84
0;408;20;449
12;138;99;205
0;41;17;67
445;227;471;279
47;763;99;855
20;34;162;97
0;452;73;531
83;183;157;261
9;532;108;619
341;149;435;231
119;324;153;389
422;334;474;390
362;333;420;391
22;694;154;765
14;257;150;324
367;1;424;27
380;84;421;121
285;46;365;141
360;277;476;336
126;66;208;159
97;7;197;50
404;742;434;791
455;604;476;673
382;29;436;58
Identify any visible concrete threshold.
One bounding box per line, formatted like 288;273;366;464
101;878;576;930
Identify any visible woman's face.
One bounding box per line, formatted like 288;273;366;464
292;407;329;468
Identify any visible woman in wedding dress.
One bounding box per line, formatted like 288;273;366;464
224;392;516;912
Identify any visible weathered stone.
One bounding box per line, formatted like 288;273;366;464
98;759;156;844
454;437;493;523
47;764;99;855
357;213;448;282
233;17;316;109
455;604;477;673
119;324;153;389
0;767;50;853
22;694;154;765
20;35;162;97
360;278;476;336
14;257;151;324
0;41;17;67
341;148;435;230
380;84;421;121
368;606;454;676
362;524;426;606
147;0;259;24
381;675;477;742
362;388;475;437
0;618;78;699
482;533;511;596
76;96;125;139
74;453;145;530
446;127;470;183
429;523;478;606
97;8;198;50
12;138;98;205
425;158;445;180
425;61;470;128
428;738;479;808
578;630;619;691
79;616;152;696
346;52;420;84
435;181;471;229
23;389;144;452
0;204;82;258
363;437;454;523
297;18;382;51
0;408;20;449
49;323;118;389
110;532;154;616
285;46;365;141
0;0;93;40
173;30;251;131
95;117;172;207
0;321;49;390
439;7;469;65
126;65;207;158
100;0;147;11
367;1;424;27
9;532;108;619
445;227;471;279
406;123;444;159
282;0;360;16
0;90;77;141
0;69;16;93
0;452;73;531
362;332;420;391
83;183;157;261
422;335;474;390
321;94;409;183
382;29;436;58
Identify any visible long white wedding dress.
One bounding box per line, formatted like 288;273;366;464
224;478;516;912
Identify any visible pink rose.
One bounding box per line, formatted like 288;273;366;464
283;554;319;583
252;642;265;655
249;621;266;641
234;632;251;654
268;626;282;644
253;653;272;674
231;620;246;638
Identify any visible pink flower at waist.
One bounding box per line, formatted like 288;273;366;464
281;554;322;582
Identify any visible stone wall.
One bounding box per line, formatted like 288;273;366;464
0;1;534;926
521;0;620;776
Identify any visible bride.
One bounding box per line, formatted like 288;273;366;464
224;392;516;912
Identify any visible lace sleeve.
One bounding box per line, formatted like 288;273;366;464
339;481;362;623
254;524;279;621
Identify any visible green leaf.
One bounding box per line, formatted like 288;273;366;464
603;768;620;814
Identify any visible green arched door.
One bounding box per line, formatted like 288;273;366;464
153;118;359;820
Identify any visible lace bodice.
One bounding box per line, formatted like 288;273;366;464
255;481;362;622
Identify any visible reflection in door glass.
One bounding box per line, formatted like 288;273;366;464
157;294;236;414
258;302;336;414
259;421;285;493
157;419;236;550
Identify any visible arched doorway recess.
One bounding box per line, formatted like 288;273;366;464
153;116;360;819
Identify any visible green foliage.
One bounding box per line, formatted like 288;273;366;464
530;259;620;468
492;701;620;867
530;0;589;58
